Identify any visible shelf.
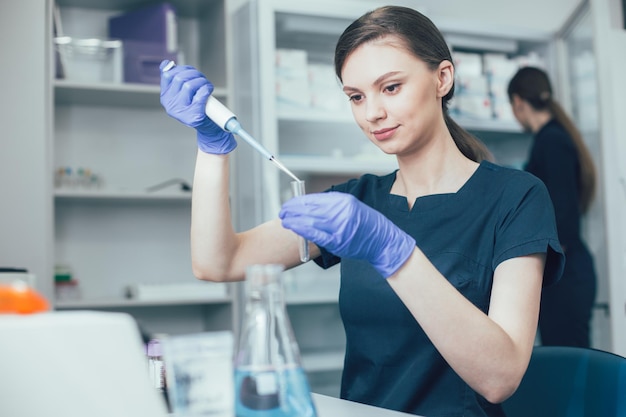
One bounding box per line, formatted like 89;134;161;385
278;108;352;123
301;350;345;372
54;188;192;201
452;116;523;133
278;155;398;175
286;292;338;305
55;294;231;309
54;80;228;107
278;108;522;134
55;0;219;17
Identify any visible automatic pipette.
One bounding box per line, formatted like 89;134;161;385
162;61;300;182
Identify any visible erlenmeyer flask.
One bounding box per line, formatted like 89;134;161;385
234;264;317;417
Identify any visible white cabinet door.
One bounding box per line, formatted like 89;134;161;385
556;0;626;355
557;2;611;351
588;0;626;356
0;0;54;299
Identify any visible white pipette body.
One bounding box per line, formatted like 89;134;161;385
205;96;273;161
204;91;300;181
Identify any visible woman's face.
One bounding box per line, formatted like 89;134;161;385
509;95;533;133
340;37;452;157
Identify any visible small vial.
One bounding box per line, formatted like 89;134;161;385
146;339;166;392
290;180;310;262
77;167;86;188
64;167;74;188
55;167;65;188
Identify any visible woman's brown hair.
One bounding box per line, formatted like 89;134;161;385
507;66;597;213
334;6;493;163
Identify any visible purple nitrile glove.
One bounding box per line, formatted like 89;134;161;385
159;60;237;154
279;192;416;278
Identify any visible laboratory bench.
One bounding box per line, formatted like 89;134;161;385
312;393;415;416
161;394;417;416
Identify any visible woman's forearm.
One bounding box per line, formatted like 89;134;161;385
387;249;543;403
190;151;241;282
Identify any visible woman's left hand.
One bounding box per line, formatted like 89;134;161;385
279;192;415;278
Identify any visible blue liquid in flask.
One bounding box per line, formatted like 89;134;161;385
235;366;316;417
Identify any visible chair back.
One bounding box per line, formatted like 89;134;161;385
502;346;626;417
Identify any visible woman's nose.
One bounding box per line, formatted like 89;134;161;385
365;96;386;122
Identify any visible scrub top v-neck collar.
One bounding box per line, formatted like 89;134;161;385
386;160;485;213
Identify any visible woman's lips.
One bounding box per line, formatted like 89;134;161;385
372;126;397;141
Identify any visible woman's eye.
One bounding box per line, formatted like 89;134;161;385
348;94;363;102
384;84;400;93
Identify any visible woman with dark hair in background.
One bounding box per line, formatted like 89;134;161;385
161;6;565;416
508;66;597;348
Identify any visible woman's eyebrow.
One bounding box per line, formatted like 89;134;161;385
342;71;404;93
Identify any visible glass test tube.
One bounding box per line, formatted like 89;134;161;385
291;180;310;263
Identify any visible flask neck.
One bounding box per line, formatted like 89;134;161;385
237;265;300;369
245;264;286;307
247;279;284;307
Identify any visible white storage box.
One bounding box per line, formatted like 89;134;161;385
275;48;310;108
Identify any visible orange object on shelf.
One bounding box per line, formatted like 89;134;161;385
0;281;50;314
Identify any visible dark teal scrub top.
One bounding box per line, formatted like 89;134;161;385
314;161;565;417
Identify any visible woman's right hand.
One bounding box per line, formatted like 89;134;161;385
159;60;237;154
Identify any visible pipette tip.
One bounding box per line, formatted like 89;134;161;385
270;156;300;182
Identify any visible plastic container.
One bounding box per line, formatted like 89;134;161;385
0;269;49;314
163;331;234;417
54;36;123;83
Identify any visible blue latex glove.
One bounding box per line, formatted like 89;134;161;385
279;192;416;278
159;60;237;154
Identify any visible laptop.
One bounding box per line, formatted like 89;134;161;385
0;311;169;417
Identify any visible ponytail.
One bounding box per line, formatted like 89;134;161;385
548;100;597;213
444;112;494;163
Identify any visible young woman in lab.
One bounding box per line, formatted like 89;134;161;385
508;66;597;348
160;6;564;417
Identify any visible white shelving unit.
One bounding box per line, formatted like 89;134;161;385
50;0;234;337
228;0;556;397
54;79;228;107
55;189;192;201
56;293;231;309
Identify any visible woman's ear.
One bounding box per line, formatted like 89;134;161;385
510;94;520;107
436;60;454;98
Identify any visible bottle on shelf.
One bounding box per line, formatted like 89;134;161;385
0;268;49;314
234;264;317;417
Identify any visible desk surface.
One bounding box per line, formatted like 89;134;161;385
313;393;416;416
